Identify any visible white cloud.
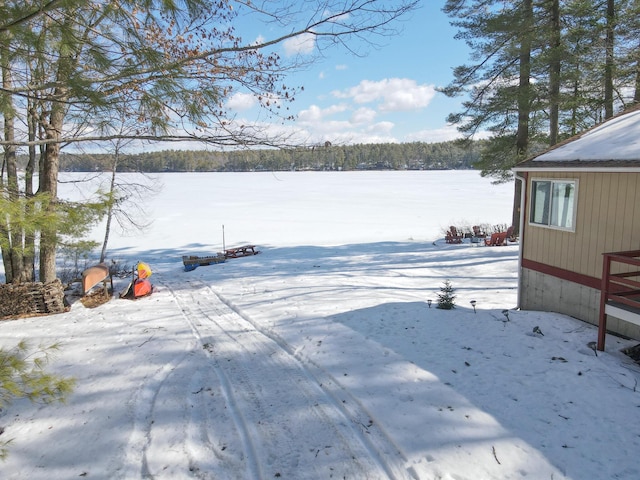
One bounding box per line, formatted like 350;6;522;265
226;92;257;111
350;107;376;125
230;112;401;146
332;78;436;112
223;85;466;147
367;121;394;134
313;119;353;135
405;124;465;143
291;100;401;145
297;104;348;123
283;33;316;56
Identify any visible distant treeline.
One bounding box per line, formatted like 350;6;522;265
51;140;485;172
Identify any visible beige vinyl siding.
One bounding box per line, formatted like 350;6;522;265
523;172;640;279
633;174;640;247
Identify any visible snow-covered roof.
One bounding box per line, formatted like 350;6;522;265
514;105;640;171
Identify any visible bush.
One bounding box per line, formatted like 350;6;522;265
58;240;100;286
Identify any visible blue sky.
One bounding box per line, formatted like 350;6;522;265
225;2;474;146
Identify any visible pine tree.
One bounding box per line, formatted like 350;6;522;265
0;340;75;459
437;280;456;310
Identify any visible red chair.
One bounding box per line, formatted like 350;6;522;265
445;226;463;244
485;231;508;246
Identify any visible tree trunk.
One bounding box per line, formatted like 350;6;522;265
1;31;28;283
4;110;25;283
516;0;532;157
604;0;615;119
20;98;38;282
100;159;118;263
513;0;533;233
512;177;523;236
39;98;65;283
548;0;561;146
1;31;11;282
634;39;640;104
38;9;77;283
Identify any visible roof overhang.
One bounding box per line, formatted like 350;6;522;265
513;165;640;173
513;105;640;173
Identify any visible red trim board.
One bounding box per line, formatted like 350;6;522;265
521;258;601;290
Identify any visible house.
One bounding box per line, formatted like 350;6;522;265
512;105;640;349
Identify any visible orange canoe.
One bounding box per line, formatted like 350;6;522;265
82;263;110;294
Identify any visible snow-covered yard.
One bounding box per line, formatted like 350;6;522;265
1;171;639;479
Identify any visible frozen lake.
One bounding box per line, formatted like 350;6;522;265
60;170;516;255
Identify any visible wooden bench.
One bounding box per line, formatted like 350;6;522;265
224;245;260;258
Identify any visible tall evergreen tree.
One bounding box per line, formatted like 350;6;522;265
442;0;542;173
442;0;640;217
442;0;541;232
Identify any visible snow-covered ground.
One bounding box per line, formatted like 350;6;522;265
1;171;639;480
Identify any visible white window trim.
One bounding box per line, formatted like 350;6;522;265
528;177;578;232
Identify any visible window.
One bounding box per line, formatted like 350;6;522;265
530;179;577;230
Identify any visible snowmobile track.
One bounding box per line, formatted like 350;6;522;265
165;279;411;480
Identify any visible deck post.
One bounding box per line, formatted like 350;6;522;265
597;253;611;351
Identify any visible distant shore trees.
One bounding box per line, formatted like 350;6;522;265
47;140;483;173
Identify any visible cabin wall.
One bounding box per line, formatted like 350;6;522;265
520;171;640;340
522;171;640;279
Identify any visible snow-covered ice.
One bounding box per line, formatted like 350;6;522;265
1;171;639;480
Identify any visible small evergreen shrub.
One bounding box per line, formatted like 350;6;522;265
437;279;456;310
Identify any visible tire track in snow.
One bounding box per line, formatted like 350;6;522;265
182;367;249;479
116;286;250;479
214;286;414;479
214;289;411;480
166;279;411;480
119;344;196;479
185;370;229;475
166;283;262;480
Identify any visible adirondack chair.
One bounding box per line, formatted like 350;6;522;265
485;231;508;246
484;227;518;247
473;225;486;237
445;226;463;244
470;225;486;244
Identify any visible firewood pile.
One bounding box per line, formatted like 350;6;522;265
0;279;67;318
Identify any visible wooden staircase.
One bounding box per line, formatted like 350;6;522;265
598;250;640;350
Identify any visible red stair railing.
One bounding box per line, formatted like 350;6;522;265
598;250;640;351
